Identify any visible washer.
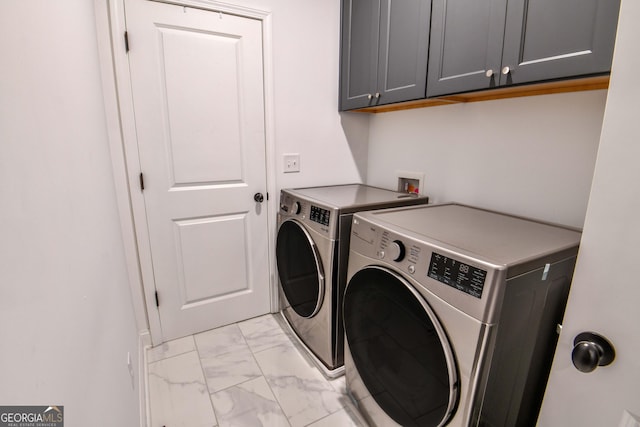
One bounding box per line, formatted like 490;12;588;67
344;203;581;426
276;184;429;377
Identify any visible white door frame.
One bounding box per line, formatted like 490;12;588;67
94;0;278;345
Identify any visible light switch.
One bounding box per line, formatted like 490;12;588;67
284;154;300;173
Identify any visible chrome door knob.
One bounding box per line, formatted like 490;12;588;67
571;332;615;373
485;69;494;78
502;66;511;75
254;192;265;203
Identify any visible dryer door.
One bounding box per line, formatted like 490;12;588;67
344;266;459;427
276;219;325;318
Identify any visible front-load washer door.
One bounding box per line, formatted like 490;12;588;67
344;266;459;427
276;219;325;318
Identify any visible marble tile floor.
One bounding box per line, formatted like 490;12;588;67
146;313;368;427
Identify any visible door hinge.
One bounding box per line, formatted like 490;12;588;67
139;172;144;191
154;291;159;308
124;31;130;53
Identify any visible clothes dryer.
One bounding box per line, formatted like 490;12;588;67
344;203;581;426
276;184;429;377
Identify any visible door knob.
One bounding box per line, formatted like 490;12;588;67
571;332;615;373
254;192;264;203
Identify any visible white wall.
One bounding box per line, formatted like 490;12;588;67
362;90;607;228
234;0;607;230
0;1;141;425
230;0;369;190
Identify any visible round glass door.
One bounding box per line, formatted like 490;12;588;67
344;266;459;427
276;220;324;318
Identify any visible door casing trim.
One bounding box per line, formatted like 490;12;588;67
94;0;278;345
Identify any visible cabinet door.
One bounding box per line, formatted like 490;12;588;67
376;0;431;106
340;0;381;111
427;0;508;97
501;0;620;85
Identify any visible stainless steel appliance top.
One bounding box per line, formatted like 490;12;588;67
284;184;427;214
357;203;581;268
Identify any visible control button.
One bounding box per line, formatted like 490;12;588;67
388;240;406;262
377;250;385;259
408;265;416;274
292;201;301;215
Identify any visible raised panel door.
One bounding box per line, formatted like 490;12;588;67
501;0;621;85
125;0;270;341
340;0;381;110
376;0;431;105
427;0;508;97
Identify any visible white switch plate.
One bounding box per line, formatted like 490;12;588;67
283;153;300;173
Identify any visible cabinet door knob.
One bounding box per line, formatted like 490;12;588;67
571;332;615;373
502;66;511;75
367;94;373;100
485;69;494;78
375;92;381;98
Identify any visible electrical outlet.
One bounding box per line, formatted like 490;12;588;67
283;154;300;173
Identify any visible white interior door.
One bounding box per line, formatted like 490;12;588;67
538;1;639;425
124;0;270;341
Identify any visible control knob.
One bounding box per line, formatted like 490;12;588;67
292;201;301;215
388;240;406;262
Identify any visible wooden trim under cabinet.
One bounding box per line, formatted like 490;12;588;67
351;75;609;113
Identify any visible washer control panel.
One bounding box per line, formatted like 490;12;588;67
310;205;330;226
380;232;406;261
428;252;487;299
279;190;337;236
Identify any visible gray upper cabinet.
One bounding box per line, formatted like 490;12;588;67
501;0;620;84
340;0;380;111
427;0;621;98
340;0;431;111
